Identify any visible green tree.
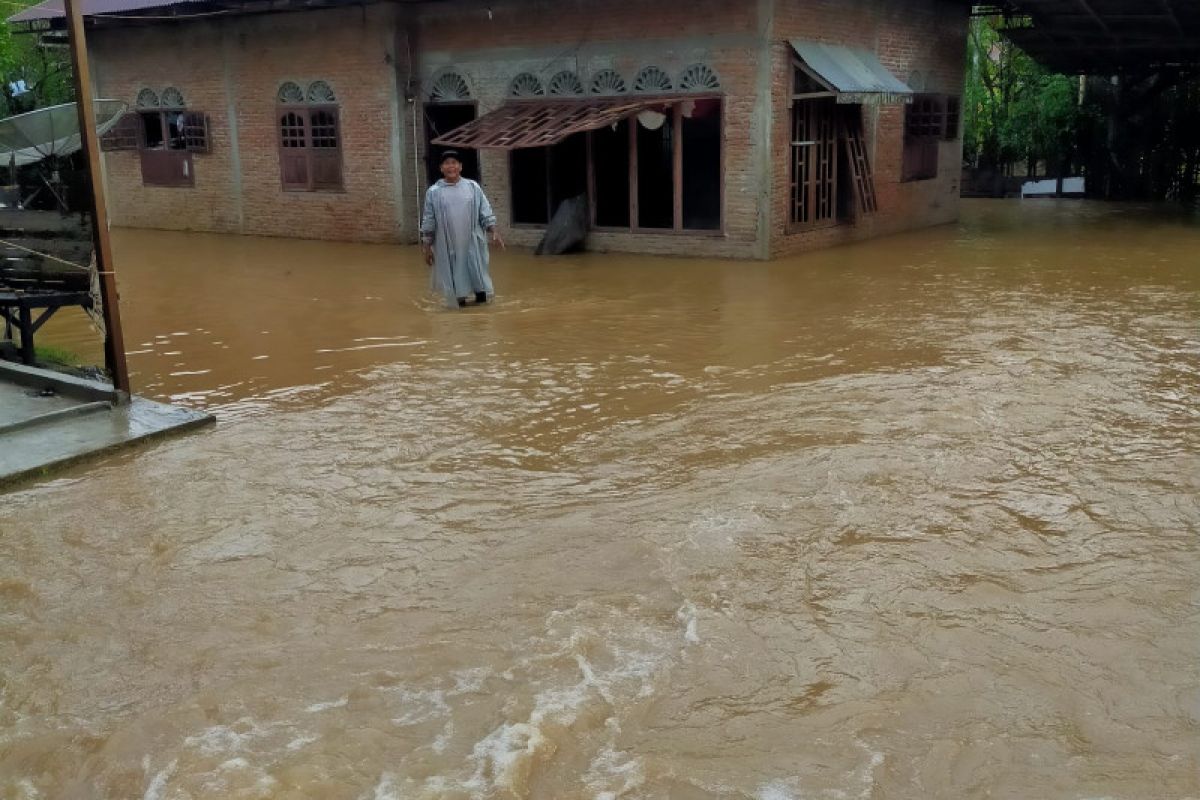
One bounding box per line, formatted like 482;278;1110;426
0;5;74;117
964;16;1083;177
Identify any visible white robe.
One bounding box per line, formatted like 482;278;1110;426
420;178;496;307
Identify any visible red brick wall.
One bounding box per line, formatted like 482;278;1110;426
91;5;410;243
770;0;969;258
413;0;767;259
87;0;968;258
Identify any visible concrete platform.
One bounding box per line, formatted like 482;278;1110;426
0;361;214;488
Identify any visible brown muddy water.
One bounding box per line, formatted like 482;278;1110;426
1;200;1198;799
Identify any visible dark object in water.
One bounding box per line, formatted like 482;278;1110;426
535;195;588;256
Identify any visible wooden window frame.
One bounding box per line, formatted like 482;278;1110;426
507;145;555;229
277;103;344;193
423;99;479;187
943;95;961;142
787;96;841;233
586;94;725;237
902;93;960;182
108;104;208;188
99;112;142;151
137;107;204;188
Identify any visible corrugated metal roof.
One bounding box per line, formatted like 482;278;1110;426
8;0;209;24
789;40;913;104
993;0;1200;73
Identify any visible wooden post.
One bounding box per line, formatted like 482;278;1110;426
64;0;131;396
18;305;34;365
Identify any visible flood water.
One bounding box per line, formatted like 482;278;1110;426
2;200;1198;799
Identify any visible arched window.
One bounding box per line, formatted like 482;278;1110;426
429;71;471;102
547;71;584;96
277;80;343;191
114;86;208;188
277;81;304;104
678;63;721;92
633;66;672;93
509;72;545;97
589;69;627;95
424;68;479;185
307;80;336;104
160;87;185;108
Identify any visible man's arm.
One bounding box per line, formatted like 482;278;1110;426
476;183;504;249
420;186;437;265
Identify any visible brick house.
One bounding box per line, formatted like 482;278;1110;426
9;0;970;259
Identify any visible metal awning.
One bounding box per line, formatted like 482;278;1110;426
431;98;673;150
790;40;914;104
977;0;1200;73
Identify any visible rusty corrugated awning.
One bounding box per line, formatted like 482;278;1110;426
431;98;674;150
790;40;913;105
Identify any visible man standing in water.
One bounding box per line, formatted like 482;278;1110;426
420;151;504;308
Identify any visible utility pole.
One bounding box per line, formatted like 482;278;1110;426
63;0;131;396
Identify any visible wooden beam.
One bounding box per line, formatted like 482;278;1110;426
64;0;131;396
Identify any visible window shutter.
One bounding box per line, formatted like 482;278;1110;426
140;150;194;187
310;150;343;190
308;108;343;191
280;151;310;190
278;109;310;190
943;96;961;141
100;112;141;151
903;137;939;181
183;111;210;153
841;108;877;215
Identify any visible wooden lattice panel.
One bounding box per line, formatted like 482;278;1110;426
841;109;878;215
432;99;666;150
790;98;838;227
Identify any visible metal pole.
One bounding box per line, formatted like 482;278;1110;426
64;0;131;396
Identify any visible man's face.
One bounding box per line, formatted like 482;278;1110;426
440;157;462;182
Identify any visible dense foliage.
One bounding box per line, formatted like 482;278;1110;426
965;15;1199;205
0;4;73;117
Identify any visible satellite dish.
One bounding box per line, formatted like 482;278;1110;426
0;99;127;167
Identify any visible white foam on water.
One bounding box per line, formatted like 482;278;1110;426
686;507;766;550
372;772;402;800
142;759;177;800
462;636;670;796
15;779;39;800
584;745;645;800
851;742;885;799
388;686;451;726
410;603;679;798
182;718;267;755
463;720;551;796
286;733;319;751
676;601;701;643
305;696;348;713
757;744;883;800
451;667;492;693
431;724;454;754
